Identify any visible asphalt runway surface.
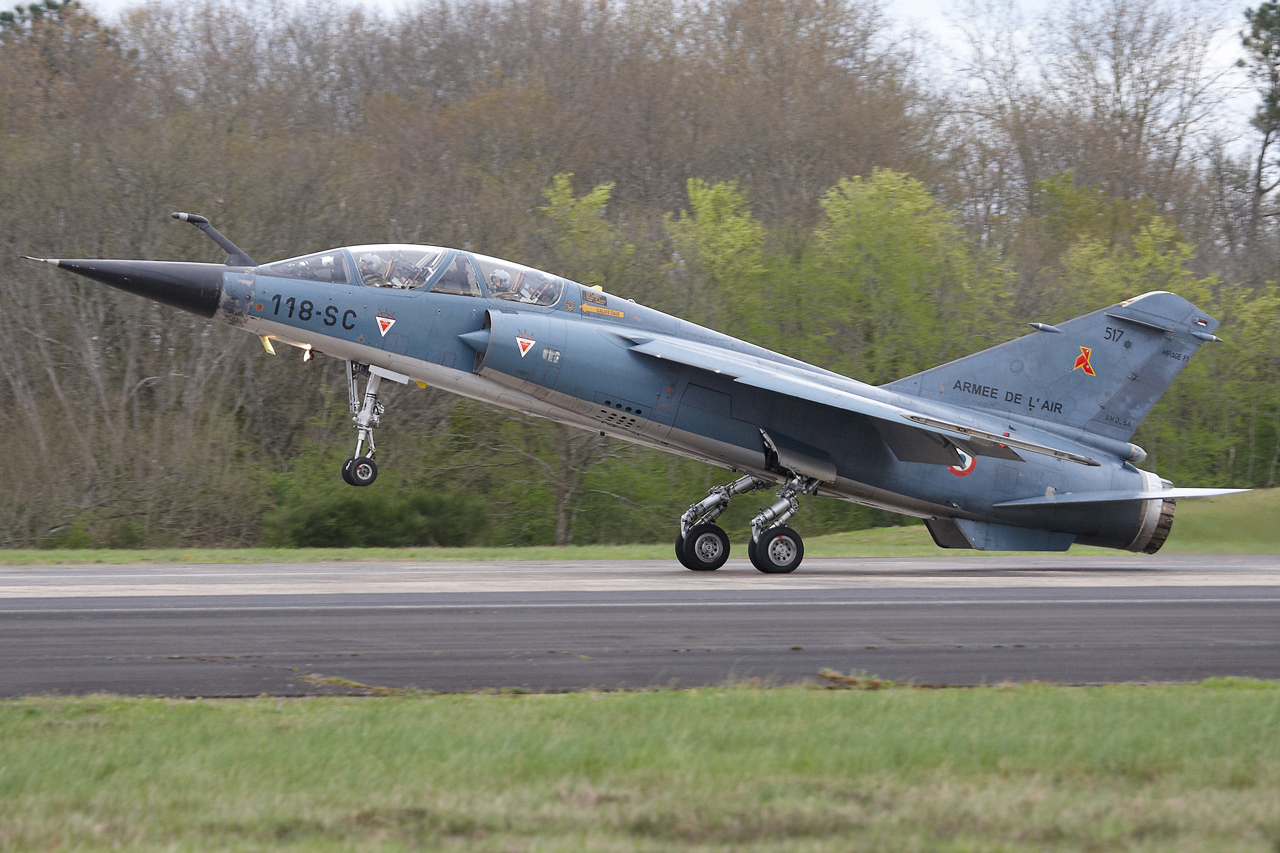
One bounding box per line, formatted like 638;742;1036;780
2;555;1278;696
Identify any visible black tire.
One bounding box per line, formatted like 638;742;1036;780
341;458;356;486
348;456;378;487
675;533;697;570
750;525;803;574
682;523;730;571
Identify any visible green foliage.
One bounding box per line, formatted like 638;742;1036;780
1059;217;1215;311
262;487;484;548
105;519;144;549
1144;279;1280;488
799;169;1009;381
257;424;486;548
1035;172;1160;247
39;521;91;549
664;178;767;329
538;173;634;289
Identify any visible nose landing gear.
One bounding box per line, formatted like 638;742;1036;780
342;361;383;487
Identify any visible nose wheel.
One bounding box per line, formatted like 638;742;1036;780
342;456;378;487
341;361;386;487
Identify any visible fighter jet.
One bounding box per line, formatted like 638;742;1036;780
25;213;1245;572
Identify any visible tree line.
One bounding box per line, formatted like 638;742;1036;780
1;0;1278;548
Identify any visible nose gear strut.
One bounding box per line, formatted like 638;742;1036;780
342;360;383;486
676;474;771;571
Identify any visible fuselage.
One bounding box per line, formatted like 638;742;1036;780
208;243;1156;551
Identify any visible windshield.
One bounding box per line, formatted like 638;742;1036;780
475;255;566;307
352;246;446;289
267;251;350;283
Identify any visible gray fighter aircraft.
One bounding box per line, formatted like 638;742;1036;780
26;213;1245;572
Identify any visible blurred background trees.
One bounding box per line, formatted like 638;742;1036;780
0;0;1276;548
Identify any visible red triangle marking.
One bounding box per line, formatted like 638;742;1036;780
376;316;396;336
516;335;536;357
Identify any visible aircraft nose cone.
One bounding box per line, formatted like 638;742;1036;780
33;259;227;318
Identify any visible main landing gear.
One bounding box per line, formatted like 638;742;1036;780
677;475;769;571
342;361;382;487
676;474;818;573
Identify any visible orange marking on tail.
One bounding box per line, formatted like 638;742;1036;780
1073;346;1096;376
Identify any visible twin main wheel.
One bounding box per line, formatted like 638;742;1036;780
676;523;803;573
747;525;803;573
677;523;731;571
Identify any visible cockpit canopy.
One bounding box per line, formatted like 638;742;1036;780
350;245;491;296
473;254;564;307
267;250;350;283
265;244;569;308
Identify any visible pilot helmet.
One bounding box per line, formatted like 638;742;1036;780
489;269;511;291
358;253;384;273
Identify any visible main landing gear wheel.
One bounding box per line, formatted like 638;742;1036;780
749;525;803;574
675;533;696;570
346;456;378;487
681;523;730;571
675;474;770;571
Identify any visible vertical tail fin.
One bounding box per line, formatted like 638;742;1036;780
885;292;1219;442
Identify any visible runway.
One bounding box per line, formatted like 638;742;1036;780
2;556;1277;696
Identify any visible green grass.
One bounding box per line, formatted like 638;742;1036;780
2;682;1278;850
3;489;1277;564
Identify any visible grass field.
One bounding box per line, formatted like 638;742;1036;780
2;681;1278;851
2;488;1276;564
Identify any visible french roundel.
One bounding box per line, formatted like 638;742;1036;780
948;449;976;477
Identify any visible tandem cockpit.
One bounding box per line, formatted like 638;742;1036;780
264;245;568;308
